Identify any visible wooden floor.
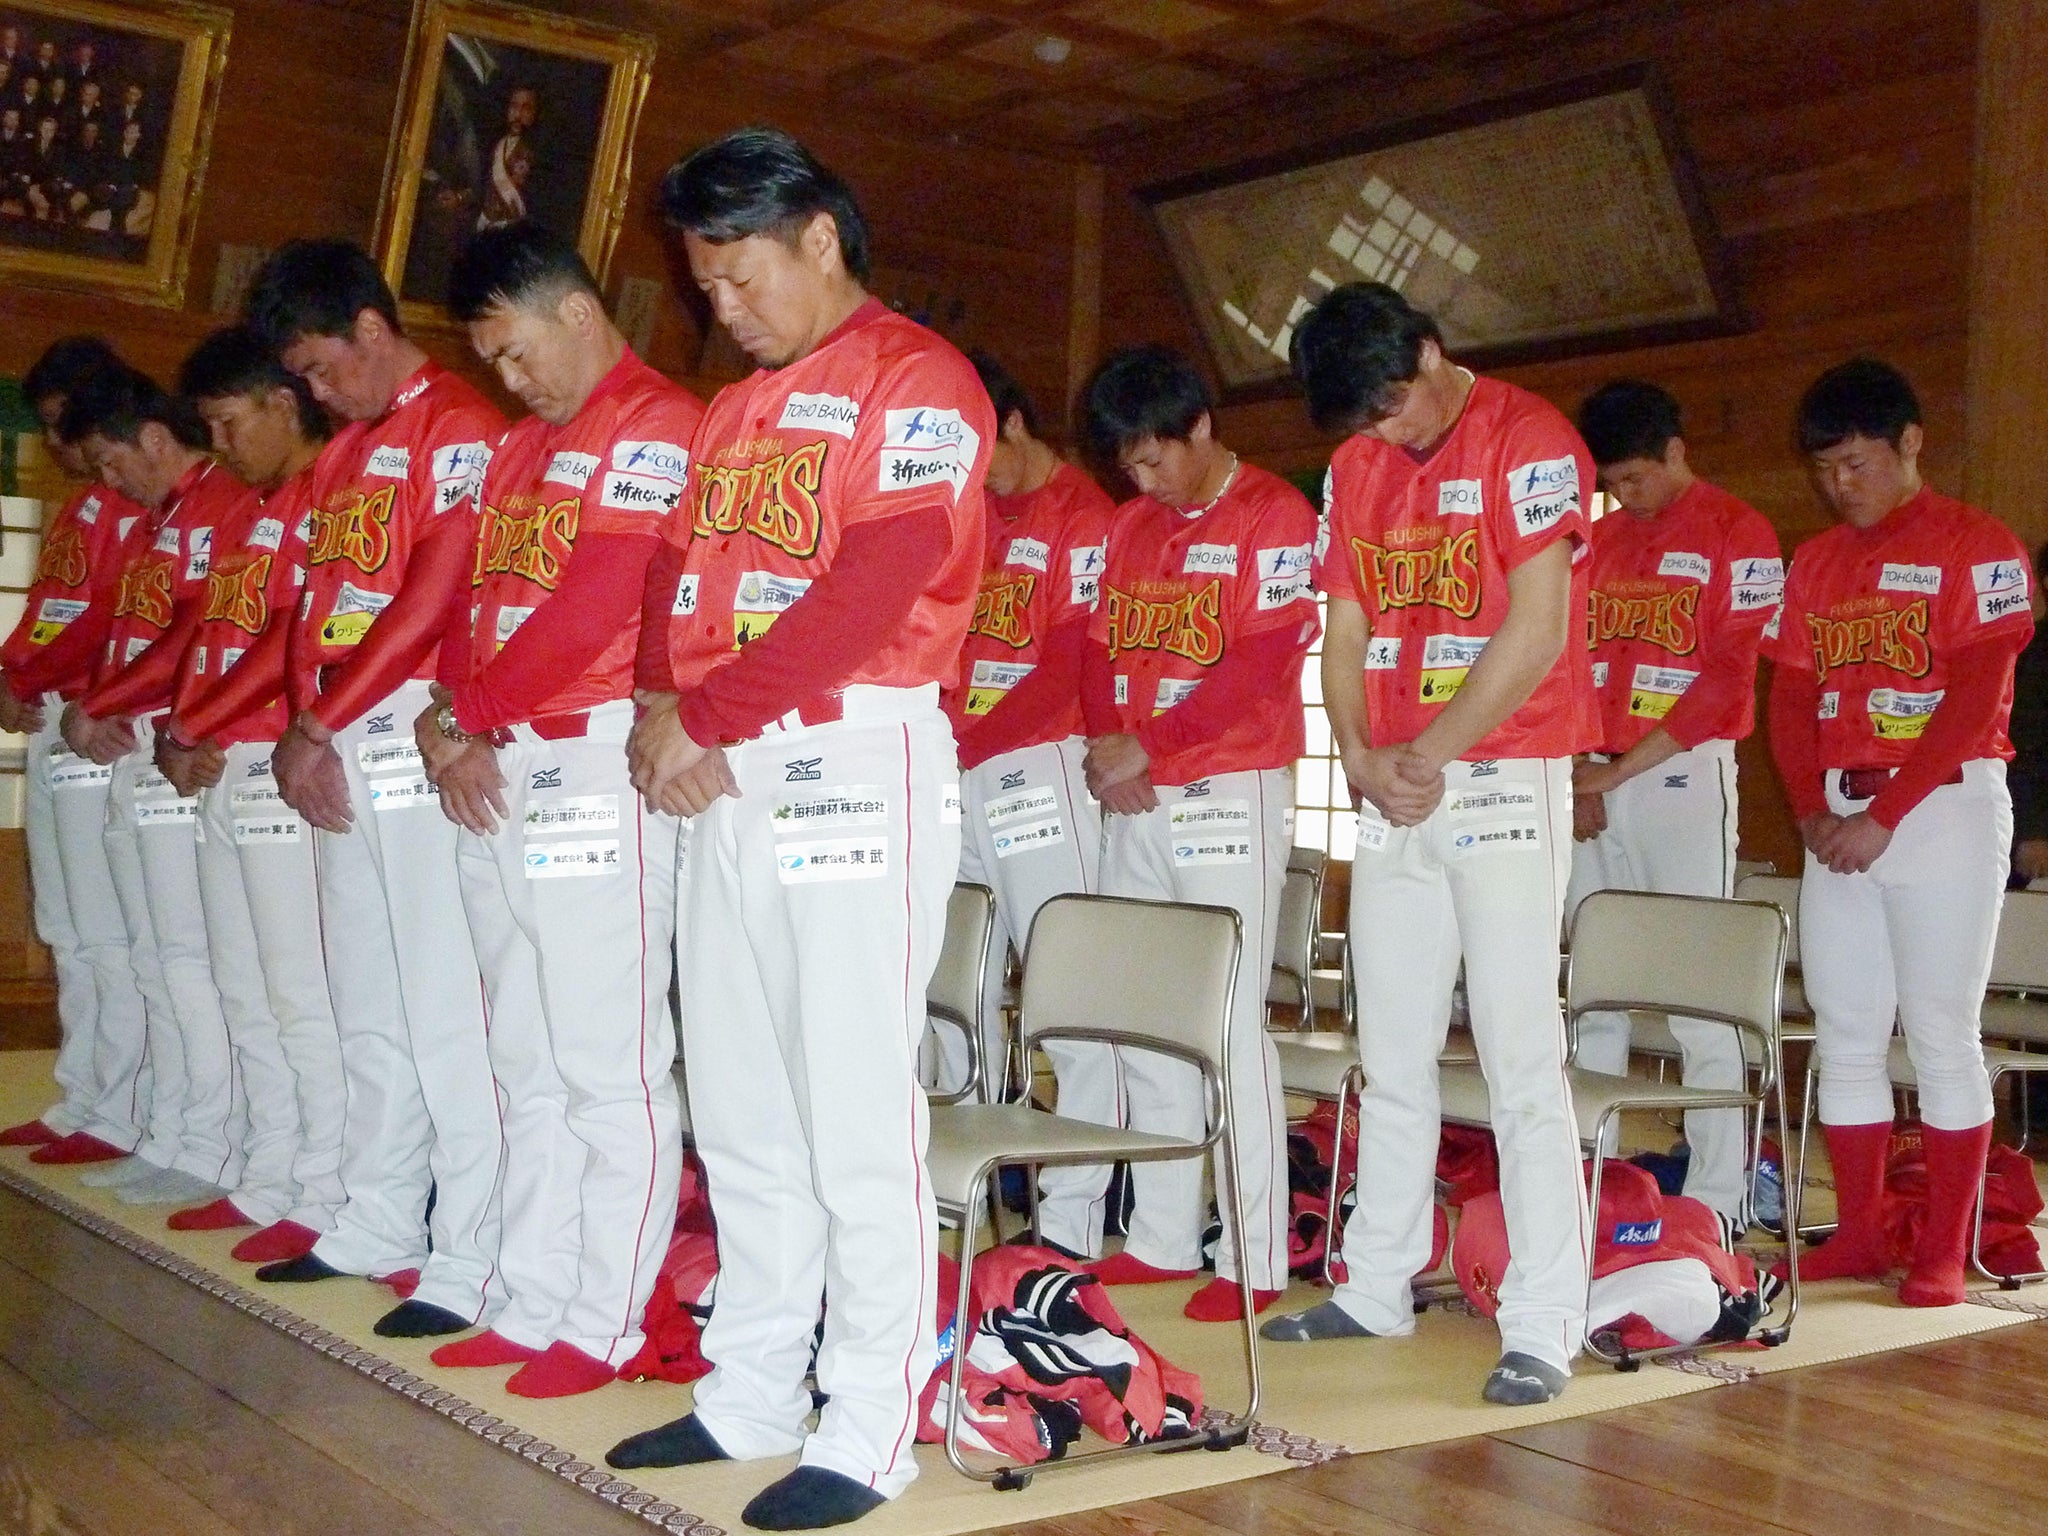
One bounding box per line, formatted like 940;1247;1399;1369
0;1171;2041;1536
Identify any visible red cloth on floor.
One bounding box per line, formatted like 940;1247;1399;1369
1879;1121;2043;1278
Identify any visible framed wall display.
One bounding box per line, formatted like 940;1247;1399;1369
374;0;653;327
1141;68;1742;400
0;0;230;308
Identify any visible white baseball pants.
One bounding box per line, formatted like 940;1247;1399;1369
195;742;345;1229
107;717;241;1185
458;701;682;1366
683;687;957;1500
1802;759;2006;1131
43;724;150;1150
1566;739;1749;1221
1091;767;1291;1291
1338;756;1589;1372
311;679;502;1322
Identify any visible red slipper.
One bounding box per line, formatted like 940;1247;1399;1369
29;1131;129;1165
372;1268;421;1299
1086;1251;1198;1285
1182;1278;1282;1322
0;1118;60;1147
231;1220;321;1264
167;1197;256;1232
431;1329;541;1368
505;1341;618;1399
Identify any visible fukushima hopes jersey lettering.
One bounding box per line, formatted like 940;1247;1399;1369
0;481;140;691
1318;374;1596;759
293;362;502;680
1767;487;2033;767
98;462;253;694
1586;479;1782;752
467;352;704;719
658;304;992;695
1089;462;1318;784
944;460;1113;745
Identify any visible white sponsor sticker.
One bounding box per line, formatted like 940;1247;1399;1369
1255;544;1314;610
775;837;890;883
524;838;622;877
1447;784;1538;818
942;784;961;825
525;794;620;833
434;440;490;484
1591;660;1610;688
1171;799;1252;834
1867;686;1945;740
365;445;411;479
545;450;599;488
965;658;1033;715
1818;690;1839;720
118;516;137;540
495;605;533;646
358;739;423;774
123;636;150;663
77;494;101;525
234;817;301;845
1974;558;2030;623
1628;662;1699;719
1657;550;1711;583
37;596;88;625
1113;674;1129;707
183;526;213;582
1730;555;1785;611
1006;536;1050;572
778;392;860;439
1879;562;1941;595
49;756;113;789
222;646;244;670
136;798;198;826
1154;676;1200;714
1450;817;1543;854
733;571;811;616
598;470;683;515
771;787;889;833
1438;479;1483;518
192;646;207;676
984;786;1058;826
1364;635;1401;670
1762;601;1783;641
1183;542;1239;576
1071;543;1104;606
293;511;314;545
247;517;285;551
1172;834;1255;866
368;772;437;810
878;406;979;498
994;815;1066;858
1355;816;1390;852
1508;455;1581;536
672;574;700;616
231;780;285;811
332;581;391;618
153;523;179;554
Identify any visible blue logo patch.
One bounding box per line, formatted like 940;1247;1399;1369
1612;1219;1662;1247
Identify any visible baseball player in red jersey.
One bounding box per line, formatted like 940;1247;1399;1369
1768;359;2035;1306
1266;283;1594;1406
242;240;508;1340
608;130;989;1531
151;326;344;1255
415;225;702;1397
60;367;257;1210
1567;381;1783;1231
0;338;151;1162
940;355;1111;1206
1070;345;1316;1324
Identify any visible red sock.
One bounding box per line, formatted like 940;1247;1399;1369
1774;1121;1893;1283
167;1197;255;1232
29;1131;129;1165
0;1118;59;1147
1899;1120;1992;1308
1087;1251;1198;1285
231;1220;320;1263
505;1341;617;1398
431;1329;541;1368
1182;1278;1283;1322
372;1268;421;1299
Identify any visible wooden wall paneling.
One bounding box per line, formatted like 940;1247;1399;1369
1066;163;1106;432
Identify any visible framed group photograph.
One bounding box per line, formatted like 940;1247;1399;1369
0;0;229;308
373;0;654;328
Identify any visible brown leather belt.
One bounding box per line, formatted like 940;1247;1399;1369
1837;766;1964;801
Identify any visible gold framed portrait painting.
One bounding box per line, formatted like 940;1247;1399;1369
0;0;230;307
374;0;654;328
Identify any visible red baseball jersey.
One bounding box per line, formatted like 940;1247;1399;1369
175;458;321;746
1089;461;1318;784
0;481;141;695
289;361;503;701
464;352;704;719
1318;374;1597;759
1586;479;1783;752
942;461;1113;746
655;303;991;696
1766;487;2033;766
96;461;255;705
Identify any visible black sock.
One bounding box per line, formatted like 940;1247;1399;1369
742;1467;885;1531
373;1299;472;1338
606;1411;730;1470
255;1253;342;1284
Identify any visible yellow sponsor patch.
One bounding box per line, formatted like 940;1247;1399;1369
319;610;376;647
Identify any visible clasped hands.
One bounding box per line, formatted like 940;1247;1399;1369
1798;810;1892;875
1345;743;1445;827
627;691;738;818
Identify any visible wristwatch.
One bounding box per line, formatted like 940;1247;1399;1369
435;703;475;744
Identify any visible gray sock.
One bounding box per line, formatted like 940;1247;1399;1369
81;1155;162;1188
1482;1351;1569;1406
1259;1299;1381;1342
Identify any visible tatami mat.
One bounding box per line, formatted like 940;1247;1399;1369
1;1050;2041;1536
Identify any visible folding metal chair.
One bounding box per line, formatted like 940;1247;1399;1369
1266;847;1327;1025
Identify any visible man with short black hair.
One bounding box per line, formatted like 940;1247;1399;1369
1074;344;1317;1324
607;127;989;1531
60;365;257;1211
1266;282;1594;1407
1567;379;1782;1233
0;337;149;1163
241;238;508;1341
1768;358;2033;1306
414;223;702;1397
